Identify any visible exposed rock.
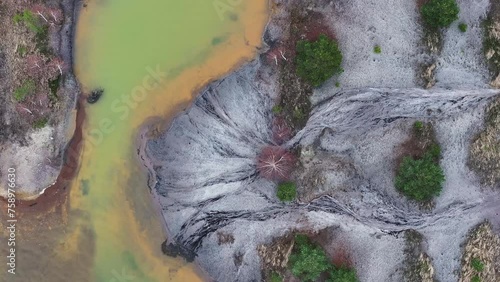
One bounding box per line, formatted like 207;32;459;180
421;63;436;89
424;31;441;55
295;149;360;202
469;98;500;187
491;73;500;89
217;232;235;245
257;235;294;271
86;88;103;104
161;240;197;262
403;230;436;282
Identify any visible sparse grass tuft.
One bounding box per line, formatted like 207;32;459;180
459;22;468;32
374;45;381;54
13;80;36;102
17;44;28;57
33;117;49;129
413;121;424;135
272;105;283;114
269;272;283;282
471;257;484;272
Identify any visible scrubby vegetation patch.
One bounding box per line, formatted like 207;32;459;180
468;98;500;186
295;34;343;87
395;122;444;203
289;235;358;282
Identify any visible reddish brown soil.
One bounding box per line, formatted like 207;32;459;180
416;0;429;9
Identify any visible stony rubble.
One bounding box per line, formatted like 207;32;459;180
469;98;500;187
459;222;500;282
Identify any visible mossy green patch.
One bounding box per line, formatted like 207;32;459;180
13;80;36;102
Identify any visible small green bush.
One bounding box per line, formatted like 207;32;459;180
413;121;424;135
335;82;340;87
33;117;48;129
327;266;359;282
277;182;297;202
272;105;283;114
471;275;481;282
374;45;381;54
458;23;468;33
295;34;343;87
471;258;484;272
421;0;460;28
13;80;36;102
395;151;445;202
289;235;331;281
269;272;283;282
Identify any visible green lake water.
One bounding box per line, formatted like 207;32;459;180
70;0;268;281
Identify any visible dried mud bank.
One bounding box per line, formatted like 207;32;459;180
0;0;82;199
142;0;500;281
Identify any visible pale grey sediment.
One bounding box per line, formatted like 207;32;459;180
144;57;500;281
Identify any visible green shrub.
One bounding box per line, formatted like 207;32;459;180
277;182;297;202
49;75;61;102
421;0;460;28
395;151;445;202
33;117;49;129
335;82;340;87
295;34;343;87
35;25;51;56
458;22;468;32
471;258;484;272
272;105;283;114
269;272;283;282
289;235;331;281
427;143;441;161
471;275;481;282
374;45;381;54
413;121;424;135
13;10;44;34
13;80;36;102
327;266;359;282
